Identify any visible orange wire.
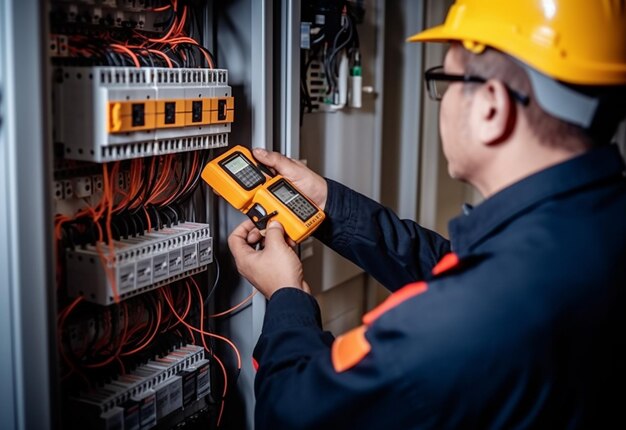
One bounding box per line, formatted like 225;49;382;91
164;282;193;331
172;6;188;36
161;287;242;369
143;206;153;232
167;37;213;68
212;353;228;427
148;155;177;204
147;158;172;202
151;4;171;12
167;37;199;44
209;290;258;318
110;43;141;68
58;295;84;323
121;300;162;356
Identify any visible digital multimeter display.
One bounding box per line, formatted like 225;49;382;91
269;180;317;222
221;153;265;190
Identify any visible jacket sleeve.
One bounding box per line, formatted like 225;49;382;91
253;288;422;430
314;179;451;291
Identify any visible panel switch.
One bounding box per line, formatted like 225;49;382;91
164;102;176;124
191;100;202;123
132;103;145;127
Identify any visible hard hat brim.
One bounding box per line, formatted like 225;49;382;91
406;26;448;43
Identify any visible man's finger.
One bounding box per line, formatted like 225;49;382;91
228;220;258;258
247;228;263;245
263;221;288;248
230;219;256;240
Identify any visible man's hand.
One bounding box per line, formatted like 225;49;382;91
228;219;310;299
252;148;328;211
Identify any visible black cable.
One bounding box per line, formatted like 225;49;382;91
125;211;140;236
326;18;354;95
132;210;146;235
164;205;179;224
204;257;220;304
160;206;173;227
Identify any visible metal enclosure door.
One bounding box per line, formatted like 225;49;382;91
0;0;57;429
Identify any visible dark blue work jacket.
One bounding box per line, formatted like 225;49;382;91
253;144;626;429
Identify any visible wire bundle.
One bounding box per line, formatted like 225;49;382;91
55;0;215;69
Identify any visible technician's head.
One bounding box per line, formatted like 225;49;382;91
408;0;626;194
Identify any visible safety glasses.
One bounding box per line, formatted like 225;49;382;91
424;66;530;105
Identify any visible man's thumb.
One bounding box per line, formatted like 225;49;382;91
253;148;283;169
253;147;271;163
264;221;286;245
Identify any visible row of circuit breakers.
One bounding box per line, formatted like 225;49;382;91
54;66;233;162
55;66;233;305
71;344;209;429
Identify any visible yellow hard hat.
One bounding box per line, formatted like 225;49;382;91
408;0;626;86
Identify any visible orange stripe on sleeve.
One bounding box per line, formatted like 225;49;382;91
362;282;428;325
432;252;460;276
331;325;372;373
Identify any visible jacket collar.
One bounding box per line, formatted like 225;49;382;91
448;144;625;255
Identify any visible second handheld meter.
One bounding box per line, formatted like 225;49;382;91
201;145;325;243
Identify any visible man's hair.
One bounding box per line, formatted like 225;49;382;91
457;47;625;147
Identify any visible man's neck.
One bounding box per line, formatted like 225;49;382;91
472;137;590;198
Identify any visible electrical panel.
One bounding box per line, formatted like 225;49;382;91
50;1;240;428
300;0;365;113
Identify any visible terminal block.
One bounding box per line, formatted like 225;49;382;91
70;345;209;430
53;67;234;162
66;222;213;305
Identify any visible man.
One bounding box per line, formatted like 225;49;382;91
229;0;626;428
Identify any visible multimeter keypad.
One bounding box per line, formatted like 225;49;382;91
286;195;317;221
238;165;264;188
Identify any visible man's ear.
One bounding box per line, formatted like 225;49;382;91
473;79;516;146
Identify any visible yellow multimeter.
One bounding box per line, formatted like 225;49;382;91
201;145;325;243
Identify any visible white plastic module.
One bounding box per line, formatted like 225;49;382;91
66;222;212;305
53;66;232;162
70;345;206;428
